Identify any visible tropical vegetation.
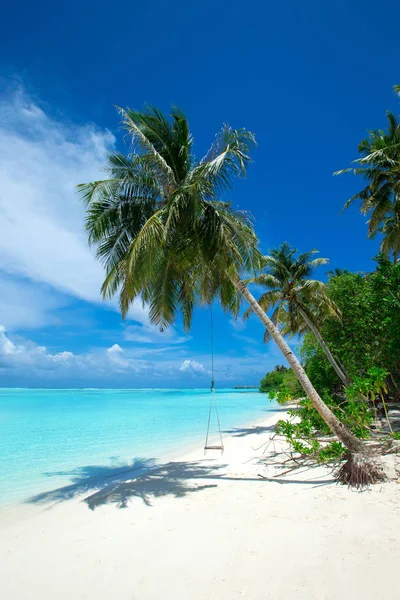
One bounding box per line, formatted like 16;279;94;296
301;256;400;394
259;365;302;400
79;99;400;488
336;102;400;262
245;242;351;386
260;255;400;470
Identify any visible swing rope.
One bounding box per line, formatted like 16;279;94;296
204;305;224;453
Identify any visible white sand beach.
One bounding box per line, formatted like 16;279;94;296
1;408;399;600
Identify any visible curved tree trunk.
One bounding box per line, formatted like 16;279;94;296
296;305;352;387
232;277;364;454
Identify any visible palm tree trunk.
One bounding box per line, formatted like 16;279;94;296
232;277;364;454
296;305;352;387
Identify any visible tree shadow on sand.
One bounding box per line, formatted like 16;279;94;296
27;445;336;511
223;424;277;438
263;406;290;413
27;459;225;510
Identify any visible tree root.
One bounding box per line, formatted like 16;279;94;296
335;452;386;490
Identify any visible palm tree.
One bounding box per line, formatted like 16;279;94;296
244;243;351;386
327;268;350;278
274;365;288;373
78;106;379;483
335;110;400;263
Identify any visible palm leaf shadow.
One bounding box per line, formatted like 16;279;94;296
27;459;223;510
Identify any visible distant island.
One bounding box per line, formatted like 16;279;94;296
234;385;259;389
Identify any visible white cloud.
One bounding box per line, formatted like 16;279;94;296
52;351;74;363
0;87;148;326
123;323;190;345
107;343;123;355
179;359;206;375
0;272;68;330
0;325;19;355
0;324;293;386
0;324;75;367
0;325;147;377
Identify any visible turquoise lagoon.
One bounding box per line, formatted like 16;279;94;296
0;388;274;507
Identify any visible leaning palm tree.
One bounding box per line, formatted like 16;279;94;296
78;106;381;484
335;110;400;263
244;243;351;386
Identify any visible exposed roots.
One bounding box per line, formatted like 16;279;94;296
336;452;386;490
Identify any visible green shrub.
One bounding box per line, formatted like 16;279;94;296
259;368;288;394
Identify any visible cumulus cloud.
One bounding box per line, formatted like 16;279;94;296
52;351;74;363
0;325;152;379
107;343;124;355
179;359;206;375
0;323;288;386
0;324;76;367
0;86;148;326
0;325;19;355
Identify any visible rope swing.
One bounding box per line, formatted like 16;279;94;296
204;305;224;454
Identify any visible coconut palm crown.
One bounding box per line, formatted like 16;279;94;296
78;106;261;329
244;242;340;340
335;110;400;261
244;242;351;386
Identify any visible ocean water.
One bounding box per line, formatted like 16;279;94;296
0;388;274;507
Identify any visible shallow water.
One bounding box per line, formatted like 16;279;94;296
0;388;274;506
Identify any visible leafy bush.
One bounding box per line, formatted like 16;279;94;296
259;368;287;394
260;256;399;465
260;366;302;401
276;393;372;462
281;369;303;398
317;441;345;463
301;256;400;395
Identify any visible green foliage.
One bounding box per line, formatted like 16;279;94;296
277;286;398;462
276;391;373;462
260;365;289;396
275;389;294;404
317;442;345;463
79;106;261;330
276;407;345;463
260;366;302;402
288;397;331;436
245;242;340;341
339;400;372;439
259;367;288;394
337;108;400;260
301;256;400;394
281;369;303;398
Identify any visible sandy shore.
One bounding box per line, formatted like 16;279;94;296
1;408;399;599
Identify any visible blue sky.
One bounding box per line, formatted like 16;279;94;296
0;0;399;387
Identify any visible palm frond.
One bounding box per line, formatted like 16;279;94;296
117;107;177;189
337;108;400;256
79;106;259;329
189;125;256;196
